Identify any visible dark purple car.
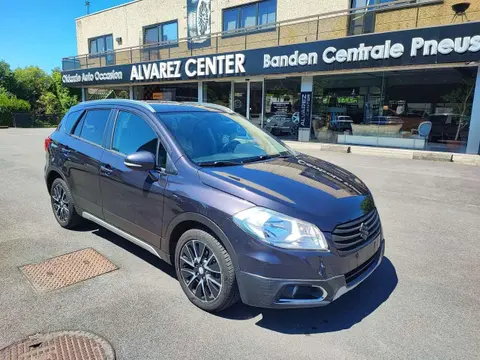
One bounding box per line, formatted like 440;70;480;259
45;100;384;312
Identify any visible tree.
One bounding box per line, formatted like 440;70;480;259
0;61;17;94
14;66;52;112
442;80;475;141
50;68;80;117
37;92;61;116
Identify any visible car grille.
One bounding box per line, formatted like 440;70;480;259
331;210;381;253
344;248;380;285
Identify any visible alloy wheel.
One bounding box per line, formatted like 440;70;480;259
179;240;222;302
52;184;69;223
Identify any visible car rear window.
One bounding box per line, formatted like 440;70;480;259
62;110;84;134
75;109;111;146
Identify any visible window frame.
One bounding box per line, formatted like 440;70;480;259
142;20;179;49
62;110;85;134
109;109;167;170
88;34;115;65
71;108;113;149
222;0;277;36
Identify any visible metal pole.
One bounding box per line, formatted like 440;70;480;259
246;81;251;120
466;66;480;154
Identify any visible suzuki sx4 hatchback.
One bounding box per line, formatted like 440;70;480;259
45;100;384;312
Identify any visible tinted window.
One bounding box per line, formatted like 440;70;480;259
223;8;239;31
162;22;177;42
144;26;158;44
112;111;159;156
144;21;178;45
63;110;83;134
224;1;276;32
259;0;276;25
241;4;257;28
77;110;111;146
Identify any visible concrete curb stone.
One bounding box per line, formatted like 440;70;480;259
286;141;480;165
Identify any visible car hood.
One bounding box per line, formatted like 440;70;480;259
198;154;374;232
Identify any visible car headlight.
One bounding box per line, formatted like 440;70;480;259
233;207;328;251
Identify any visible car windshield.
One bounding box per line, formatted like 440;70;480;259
157;111;292;165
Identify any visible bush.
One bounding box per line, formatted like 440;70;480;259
0;89;31;127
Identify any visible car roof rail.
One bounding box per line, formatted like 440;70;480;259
77;99;157;113
182;102;235;114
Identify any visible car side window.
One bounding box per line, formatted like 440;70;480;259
76;109;111;146
63;110;84;134
112;111;166;168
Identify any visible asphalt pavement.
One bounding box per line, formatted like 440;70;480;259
1;128;479;359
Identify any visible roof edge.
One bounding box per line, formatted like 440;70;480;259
76;0;140;21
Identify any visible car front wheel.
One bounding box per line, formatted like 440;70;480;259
175;229;239;312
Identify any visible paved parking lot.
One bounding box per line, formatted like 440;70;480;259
1;128;479;359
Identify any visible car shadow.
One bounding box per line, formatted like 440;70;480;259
85;225;177;280
219;257;398;334
77;222;397;334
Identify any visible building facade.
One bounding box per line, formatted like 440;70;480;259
61;0;480;154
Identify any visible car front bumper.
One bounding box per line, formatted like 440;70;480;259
236;239;385;309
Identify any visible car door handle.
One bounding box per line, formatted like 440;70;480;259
100;165;113;175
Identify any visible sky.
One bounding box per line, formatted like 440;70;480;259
0;0;131;73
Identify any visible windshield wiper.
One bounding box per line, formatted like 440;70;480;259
197;160;243;167
241;153;292;164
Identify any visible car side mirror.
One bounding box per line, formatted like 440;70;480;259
124;151;156;171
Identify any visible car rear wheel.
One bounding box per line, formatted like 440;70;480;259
175;229;239;312
50;178;83;229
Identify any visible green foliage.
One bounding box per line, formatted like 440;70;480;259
0;61;79;126
0;87;31;126
441;80;475;140
37;91;61;116
0;61;17;94
51;68;80;117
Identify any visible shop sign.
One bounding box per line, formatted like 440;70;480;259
62;22;480;87
187;0;211;49
271;102;292;114
299;92;313;129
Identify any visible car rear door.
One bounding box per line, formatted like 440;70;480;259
99;109;167;248
67;108;113;219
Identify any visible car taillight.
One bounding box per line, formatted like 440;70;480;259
44;136;52;152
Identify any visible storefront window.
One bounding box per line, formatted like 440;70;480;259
263;78;301;140
136;83;198;102
86;87;129;101
312;67;477;153
203;81;232;108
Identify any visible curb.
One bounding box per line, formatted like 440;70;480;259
286;141;480;165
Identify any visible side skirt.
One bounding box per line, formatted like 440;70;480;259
82;211;172;264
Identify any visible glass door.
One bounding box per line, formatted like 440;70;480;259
249;81;263;127
233;80;264;127
233;82;248;117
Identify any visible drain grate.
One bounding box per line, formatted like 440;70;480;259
20;248;118;292
0;331;115;360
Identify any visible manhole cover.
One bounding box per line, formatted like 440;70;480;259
20;248;118;292
0;331;115;360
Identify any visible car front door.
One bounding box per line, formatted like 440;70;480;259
99;109;167;248
67;108;112;219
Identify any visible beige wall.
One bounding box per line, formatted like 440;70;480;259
75;0;350;55
375;0;480;33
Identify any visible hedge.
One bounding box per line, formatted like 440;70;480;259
0;92;31;127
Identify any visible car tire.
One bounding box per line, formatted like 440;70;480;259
175;229;239;312
50;178;83;229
